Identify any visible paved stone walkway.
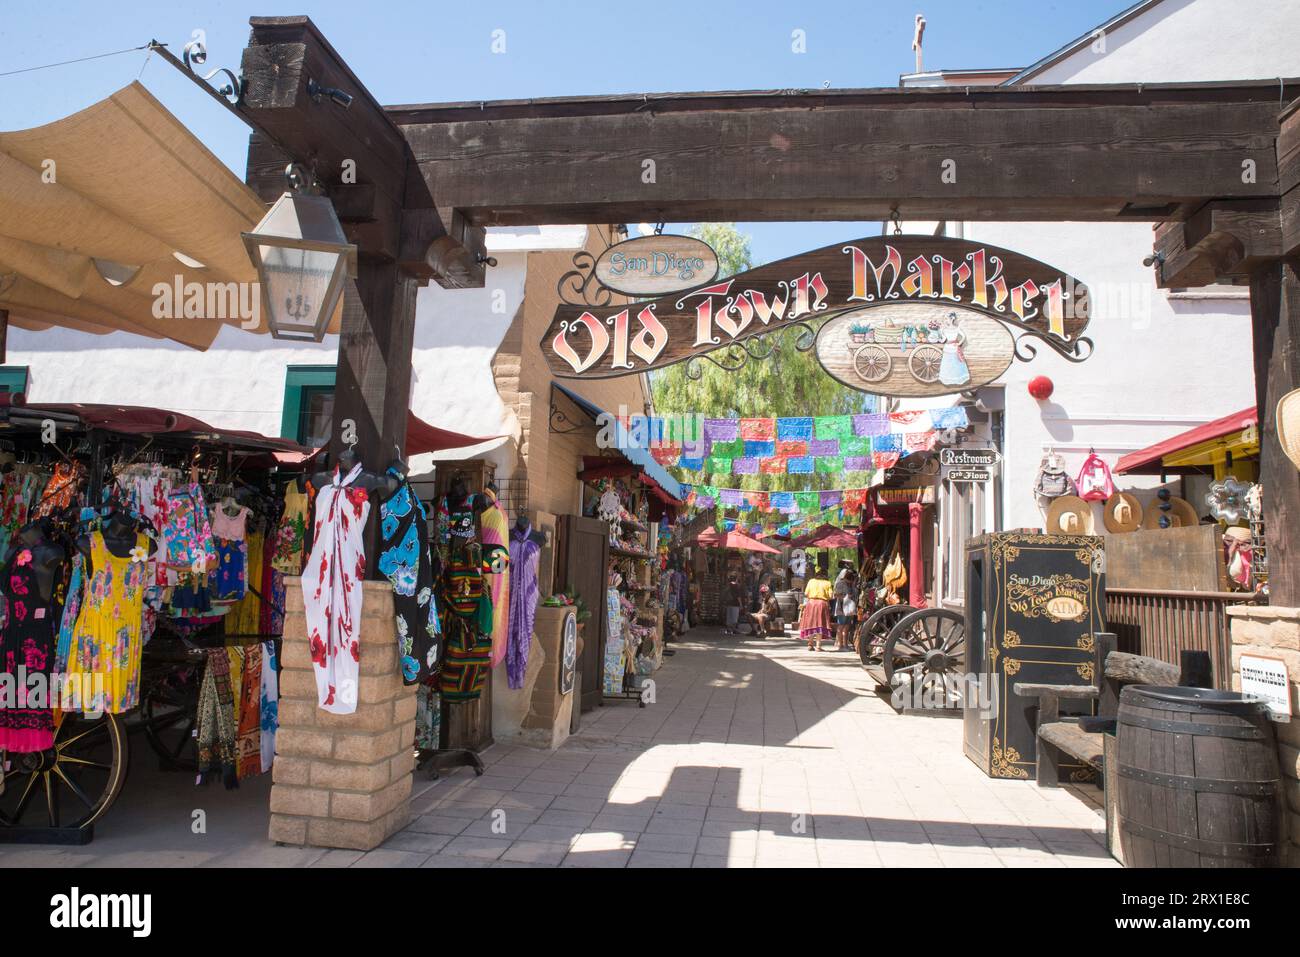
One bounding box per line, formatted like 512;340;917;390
0;626;1115;868
380;626;1116;868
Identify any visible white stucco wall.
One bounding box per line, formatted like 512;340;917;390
4;229;581;475
961;0;1297;532
964;220;1253;531
1021;0;1300;84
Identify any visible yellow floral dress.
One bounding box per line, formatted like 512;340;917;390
65;532;148;714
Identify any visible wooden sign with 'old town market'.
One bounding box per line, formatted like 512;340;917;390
540;235;1093;396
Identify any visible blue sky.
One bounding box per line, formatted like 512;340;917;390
0;0;1121;262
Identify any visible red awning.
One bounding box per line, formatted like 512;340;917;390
1;394;500;460
1;395;313;455
1116;407;1257;474
405;411;503;456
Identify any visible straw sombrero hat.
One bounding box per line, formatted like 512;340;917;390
1141;495;1199;529
1279;389;1300;470
1102;491;1143;533
1045;495;1092;535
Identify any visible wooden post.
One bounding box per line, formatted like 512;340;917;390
1249;260;1300;606
238;15;485;571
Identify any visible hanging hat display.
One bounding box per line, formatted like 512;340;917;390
1278;389;1300;470
1045;495;1093;535
1141;491;1199;529
1102;491;1143;533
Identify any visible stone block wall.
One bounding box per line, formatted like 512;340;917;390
268;580;418;851
1227;605;1300;867
491;605;576;750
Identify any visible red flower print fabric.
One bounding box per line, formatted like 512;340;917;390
300;464;370;715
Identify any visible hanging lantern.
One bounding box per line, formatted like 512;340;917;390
1028;375;1054;400
242;191;357;342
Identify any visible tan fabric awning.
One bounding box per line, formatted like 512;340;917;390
0;82;339;350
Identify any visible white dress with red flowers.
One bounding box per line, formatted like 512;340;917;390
301;464;369;714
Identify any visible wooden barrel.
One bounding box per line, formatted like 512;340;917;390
1116;685;1281;867
775;591;799;624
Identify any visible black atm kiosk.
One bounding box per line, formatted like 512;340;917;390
963;531;1106;780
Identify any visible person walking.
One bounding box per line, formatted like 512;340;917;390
724;575;743;635
833;563;858;651
799;556;834;651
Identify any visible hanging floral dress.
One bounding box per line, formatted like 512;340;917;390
209;504;250;601
64;532;149;714
378;468;440;684
301;464;369;715
271;484;310;575
0;547;59;751
33;461;86;519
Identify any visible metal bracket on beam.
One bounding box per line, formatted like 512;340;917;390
1153;200;1283;288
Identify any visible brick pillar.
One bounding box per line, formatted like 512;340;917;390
1227;605;1300;868
269;580;418;851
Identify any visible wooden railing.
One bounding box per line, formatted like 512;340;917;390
1105;588;1260;689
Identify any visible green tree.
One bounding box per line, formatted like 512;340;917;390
651;223;868;499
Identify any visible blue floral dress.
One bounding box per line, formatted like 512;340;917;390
378;469;440;683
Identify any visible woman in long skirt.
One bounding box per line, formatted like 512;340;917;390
799;556;834;652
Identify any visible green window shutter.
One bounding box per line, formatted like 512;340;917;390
0;367;30;395
281;365;336;443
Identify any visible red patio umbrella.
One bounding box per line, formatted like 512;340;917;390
699;529;781;554
696;527;723;547
787;523;843;548
802;526;858;550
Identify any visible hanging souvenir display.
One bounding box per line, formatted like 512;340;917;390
506;520;543;690
301;463;370;714
1032;449;1075;501
0;530;65;751
1206;476;1255;525
378;465;441;684
1075;450;1115;502
478;483;511;668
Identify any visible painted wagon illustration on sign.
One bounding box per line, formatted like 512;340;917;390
818;304;1016;398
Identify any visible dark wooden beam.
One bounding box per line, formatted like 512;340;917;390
390;80;1289;226
240;16;483;288
1280;99;1300;258
1250;259;1300;607
1153;200;1282;288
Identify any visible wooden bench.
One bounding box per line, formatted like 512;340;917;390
1013;633;1213;787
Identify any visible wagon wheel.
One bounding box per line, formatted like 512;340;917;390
882;608;966;702
909;345;943;383
140;656;204;772
856;604;913;668
853;344;892;383
0;711;128;831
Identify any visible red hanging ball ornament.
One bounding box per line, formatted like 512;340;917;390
1028;375;1054;400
